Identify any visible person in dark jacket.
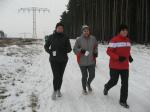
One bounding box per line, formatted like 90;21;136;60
104;24;133;108
44;23;72;100
73;25;98;95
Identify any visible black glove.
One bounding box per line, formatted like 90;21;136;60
48;50;52;54
119;56;126;62
129;55;133;63
81;49;86;54
93;52;98;57
49;49;55;54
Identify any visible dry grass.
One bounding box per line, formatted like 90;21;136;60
0;38;43;47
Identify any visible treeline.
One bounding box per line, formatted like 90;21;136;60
60;0;150;43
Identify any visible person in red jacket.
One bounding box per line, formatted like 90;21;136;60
104;24;133;108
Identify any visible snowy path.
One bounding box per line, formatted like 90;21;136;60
36;40;150;112
0;40;150;112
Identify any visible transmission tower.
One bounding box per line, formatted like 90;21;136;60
19;7;50;38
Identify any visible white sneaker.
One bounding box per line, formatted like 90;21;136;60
87;83;93;92
51;91;57;100
57;90;62;97
82;90;88;95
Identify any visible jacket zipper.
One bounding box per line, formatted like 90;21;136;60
87;37;90;65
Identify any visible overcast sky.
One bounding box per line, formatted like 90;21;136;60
0;0;69;38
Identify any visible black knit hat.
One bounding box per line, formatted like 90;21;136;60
119;24;128;32
55;22;64;29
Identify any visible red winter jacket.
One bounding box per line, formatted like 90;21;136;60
107;35;131;70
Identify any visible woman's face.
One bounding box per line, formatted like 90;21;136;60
82;29;90;37
56;26;64;33
120;29;128;37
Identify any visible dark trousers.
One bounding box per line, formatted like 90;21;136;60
50;60;67;91
79;65;95;90
105;69;129;103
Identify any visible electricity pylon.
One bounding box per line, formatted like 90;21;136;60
19;7;50;38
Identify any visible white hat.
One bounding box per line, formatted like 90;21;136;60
81;25;89;31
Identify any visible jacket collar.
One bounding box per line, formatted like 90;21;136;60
81;34;91;39
53;31;65;37
117;34;127;39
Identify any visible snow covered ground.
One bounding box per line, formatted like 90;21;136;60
0;40;150;112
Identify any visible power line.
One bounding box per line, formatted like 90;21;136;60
19;32;32;38
18;7;50;38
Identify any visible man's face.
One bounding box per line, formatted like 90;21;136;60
120;29;128;37
56;26;64;33
83;29;90;37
